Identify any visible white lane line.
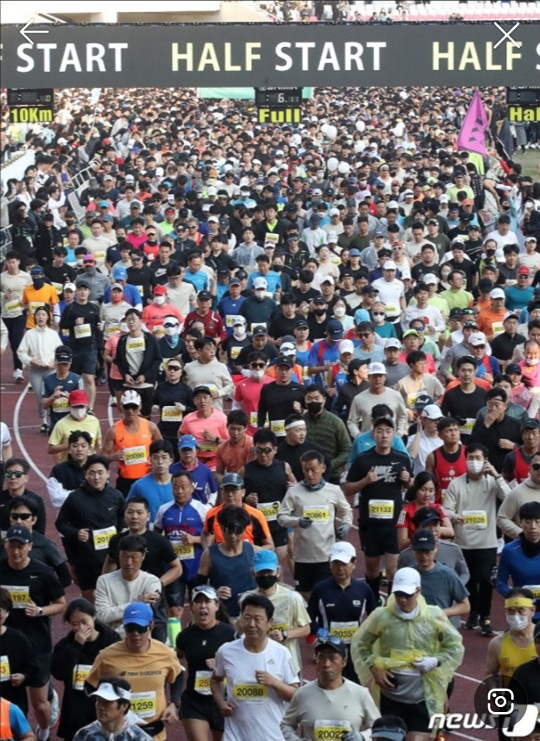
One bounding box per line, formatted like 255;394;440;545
452;732;485;741
13;384;48;484
455;672;481;684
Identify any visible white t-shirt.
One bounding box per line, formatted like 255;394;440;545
214;637;299;741
0;422;11;461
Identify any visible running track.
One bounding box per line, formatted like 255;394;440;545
1;349;507;740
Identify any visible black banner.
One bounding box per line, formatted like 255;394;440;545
1;22;539;88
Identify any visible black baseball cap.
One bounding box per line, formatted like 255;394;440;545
411;529;437;551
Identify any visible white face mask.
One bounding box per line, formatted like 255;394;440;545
334;307;346;317
164;326;178;336
71;407;87;420
506;614;529;631
526;358;539;366
233;328;246;340
251;369;265;380
154;296;166;306
467;459;484;475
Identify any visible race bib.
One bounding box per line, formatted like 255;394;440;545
272;623;288;633
4;299;22;312
94;251;106;262
5;585;29;608
225;315;236;328
491;321;504;335
93;526;117;551
257;501;280;522
131;691;157;719
270;419;285;436
232;682;268;703
230;346;241;360
72;664;92;691
385;304;397;314
171;542;195;560
29;301;43;315
198;441;217;454
303;505;329;523
313;720;352;740
123;446;147;466
249;411;258;428
74;323;91;339
330;621;358;644
368;500;395;520
105;322;120;337
0;656;10;682
406;392;419;408
52;282;63;295
161;405;183;423
458;418;475;434
127;337;145;352
52;396;70;413
463;510;488;529
194;670;212;696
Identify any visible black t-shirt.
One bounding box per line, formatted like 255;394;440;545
59;301;101;350
1;558;65;655
176;621;236;694
268;312;299;340
440;386;487;427
0;626;39;712
347;449;412;527
153;380;194;439
107;530;177;577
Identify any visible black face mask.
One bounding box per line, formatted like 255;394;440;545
117;235;126;243
32;278;45;289
255;574;278;589
314;308;326;316
146;239;158;246
306;401;324;414
485;249;495;257
272;264;282;272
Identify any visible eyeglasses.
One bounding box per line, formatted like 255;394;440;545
124;623;149;633
5;471;25;479
250;363;266;369
10;512;32;520
255;446;274;455
373;313;385;318
531;463;540;471
394;591;415;599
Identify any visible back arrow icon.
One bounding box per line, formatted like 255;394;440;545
20;17;50;45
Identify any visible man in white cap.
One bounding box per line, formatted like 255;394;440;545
347;363;408;439
307;541;377;682
74;678;151;741
371;261;406;326
477;287;507;340
351;567;464;740
407;404;444;475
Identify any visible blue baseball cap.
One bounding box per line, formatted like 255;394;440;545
253;550;279;572
178;434;197;450
112;266;127;280
123;602;153;627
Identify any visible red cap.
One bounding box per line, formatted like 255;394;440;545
68;389;89;406
153;285;167;295
517;266;530;275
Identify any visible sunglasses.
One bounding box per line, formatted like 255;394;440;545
394;591;415;599
223;525;245;535
167;365;181;371
10;512;32;520
250;363;266;369
124;624;149;634
5;471;25;479
255;447;274;455
532;463;540;471
163;323;179;329
358;333;372;338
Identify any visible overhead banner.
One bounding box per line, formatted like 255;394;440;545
1;22;539;88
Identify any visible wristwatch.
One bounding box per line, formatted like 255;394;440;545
282;630;288;641
37;607;44;617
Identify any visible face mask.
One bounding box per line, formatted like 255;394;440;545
395;603;419;620
154;296;166;306
255;290;266;301
251;369;265;380
71;407;87;420
372;312;385;323
334;307;346;317
467;460;484;475
272;264;282;272
164;326;178;336
314;308;326;316
117;235;126;243
485;249;495;257
526;358;539;366
233;329;246;340
506;614;529;631
306;401;324;414
255;574;278;589
32;278;44;289
441;272;451;281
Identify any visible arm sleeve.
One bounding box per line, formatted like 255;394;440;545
46;477;72;509
496;493;522;539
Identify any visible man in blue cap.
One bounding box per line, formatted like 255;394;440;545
170;434;218;506
86;602;183;740
241;548;310;675
103;264;143;309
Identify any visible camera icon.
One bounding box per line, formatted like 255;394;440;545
487;689;515;716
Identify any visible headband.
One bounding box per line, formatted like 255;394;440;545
285;420;307;431
505;597;534;609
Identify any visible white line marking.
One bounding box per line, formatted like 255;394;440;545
455;672;482;684
14;384;48;484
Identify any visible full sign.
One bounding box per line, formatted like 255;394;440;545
1;22;539;87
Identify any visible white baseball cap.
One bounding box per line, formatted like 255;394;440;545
253;277;268;290
339;339;355;354
469;331;487;347
392;567;421;595
367;362;387;375
121;390;142;407
490;288;505;300
329;541;356;563
421;404;444;420
422;273;439;285
383;261;397;271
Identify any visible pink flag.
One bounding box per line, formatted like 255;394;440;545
457;90;488;156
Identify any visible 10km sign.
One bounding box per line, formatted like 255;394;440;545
9;107;53;123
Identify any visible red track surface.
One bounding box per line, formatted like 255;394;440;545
1;348;507;741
